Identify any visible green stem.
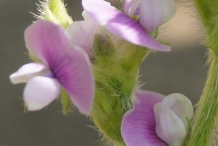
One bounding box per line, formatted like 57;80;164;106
187;0;218;145
90;36;148;145
187;51;218;146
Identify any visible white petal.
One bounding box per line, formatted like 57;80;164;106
125;0;142;16
10;63;49;84
24;76;60;111
82;11;92;21
82;0;121;25
163;93;193;120
139;0;177;33
154;103;186;146
67;20;100;55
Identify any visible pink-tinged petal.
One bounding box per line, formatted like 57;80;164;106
82;0;119;25
82;0;170;51
24;76;60;111
54;46;95;115
25;20;95;115
67;20;100;55
82;11;92;21
125;0;142;16
105;14;171;51
24;20;71;67
139;0;177;33
121;90;166;146
154;103;186;146
163;93;193;120
10;63;49;84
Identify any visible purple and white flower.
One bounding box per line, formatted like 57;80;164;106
121;90;193;146
67;12;101;56
10;20;95;115
82;0;177;51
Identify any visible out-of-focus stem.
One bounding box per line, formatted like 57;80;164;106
187;51;218;146
187;0;218;145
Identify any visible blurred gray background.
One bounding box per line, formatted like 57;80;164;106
0;0;207;146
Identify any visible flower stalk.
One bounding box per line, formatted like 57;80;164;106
187;51;218;145
187;0;218;145
90;35;148;145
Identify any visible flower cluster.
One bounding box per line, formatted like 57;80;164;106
10;0;194;145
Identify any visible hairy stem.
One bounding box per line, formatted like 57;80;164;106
90;35;148;145
187;52;218;146
186;0;218;145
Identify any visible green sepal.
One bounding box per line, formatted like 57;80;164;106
28;54;41;62
60;89;72;115
151;28;158;38
93;34;116;69
94;34;115;57
119;44;149;71
37;0;73;28
182;117;192;146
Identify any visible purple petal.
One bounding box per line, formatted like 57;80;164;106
105;14;171;51
54;46;95;115
10;63;49;84
25;20;95;115
82;0;119;25
139;0;177;33
154;103;186;146
121;90;166;146
24;20;71;67
82;0;170;51
67;20;100;55
24;76;60;111
124;0;141;16
163;93;193;120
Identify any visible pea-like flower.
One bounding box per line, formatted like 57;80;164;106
10;20;95;115
82;0;177;51
121;90;193;146
67;12;101;56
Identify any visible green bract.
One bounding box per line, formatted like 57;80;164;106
38;0;73;28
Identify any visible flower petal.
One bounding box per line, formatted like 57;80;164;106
10;63;49;84
139;0;177;33
82;11;91;21
24;20;95;115
124;0;142;16
67;20;100;55
24;76;60;111
54;46;95;115
105;14;171;51
82;0;170;51
162;93;193;120
82;0;119;25
154;103;186;146
121;90;166;146
24;20;71;67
